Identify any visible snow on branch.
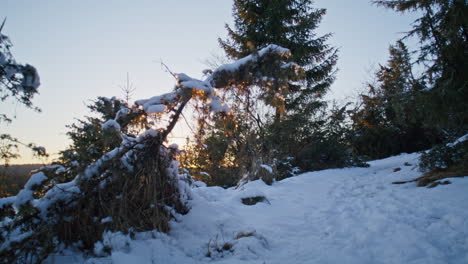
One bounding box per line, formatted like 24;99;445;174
0;29;41;105
0;44;293;221
213;44;291;74
0;45;294;260
134;44;292;120
208;44;292;88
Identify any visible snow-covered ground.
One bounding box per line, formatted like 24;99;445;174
50;153;468;264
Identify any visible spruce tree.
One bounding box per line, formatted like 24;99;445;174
218;0;338;181
220;0;337;116
187;0;340;185
372;0;467;182
0;20;44;164
374;0;468;133
56;96;148;179
351;41;443;159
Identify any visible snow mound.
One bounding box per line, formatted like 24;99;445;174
49;153;468;264
102;119;121;132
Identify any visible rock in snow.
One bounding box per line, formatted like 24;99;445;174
48;153;468;264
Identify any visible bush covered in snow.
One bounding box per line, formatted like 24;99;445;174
416;135;468;186
419;140;467;172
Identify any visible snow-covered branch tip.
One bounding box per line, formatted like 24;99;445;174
133;44;292;123
212;44;291;74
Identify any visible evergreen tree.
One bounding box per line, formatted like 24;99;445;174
188;0;340;185
373;0;467;182
56;96;147;179
374;0;468;133
0;20;45;164
351;41;442;159
220;0;337;116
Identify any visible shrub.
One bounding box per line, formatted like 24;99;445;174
414;135;468;187
0;135;190;263
295;139;368;172
419;138;468;173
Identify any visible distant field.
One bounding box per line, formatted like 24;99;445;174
0;164;42;197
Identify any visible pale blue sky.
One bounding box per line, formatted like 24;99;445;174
0;0;417;164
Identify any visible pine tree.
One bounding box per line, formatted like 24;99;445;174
371;0;467;183
351;41;443;159
210;0;339;182
0;19;45;164
56;96;148;179
374;0;468;133
220;0;337;116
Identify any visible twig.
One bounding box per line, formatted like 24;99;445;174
160;61;177;80
181;112;196;135
0;17;6;33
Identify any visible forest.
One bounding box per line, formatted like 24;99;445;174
0;0;467;263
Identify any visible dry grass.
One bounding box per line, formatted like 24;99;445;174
206;234;234;258
56;141;188;249
393;167;467;188
234;230;256;240
416;168;467;187
206;230;258;258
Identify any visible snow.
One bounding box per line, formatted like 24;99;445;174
260;164;273;174
32;146;47;153
0;230;33;252
176;73;212;93
447;133;468;147
137;128;159;140
33;180;81;219
48;153;468;264
145;104;166;114
101;217;113;224
135;92;179;109
208;97;230;113
9;172;47;211
24;172;47;189
214;44;290;73
280;62;299;69
102;119;121;132
93;241;106;257
234;179;268;201
0;196;15;209
168;143;179;150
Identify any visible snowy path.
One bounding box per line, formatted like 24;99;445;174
54;153;468;264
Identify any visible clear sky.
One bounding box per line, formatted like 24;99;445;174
0;0;417;164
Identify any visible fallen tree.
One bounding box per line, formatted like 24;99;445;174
0;44;296;263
